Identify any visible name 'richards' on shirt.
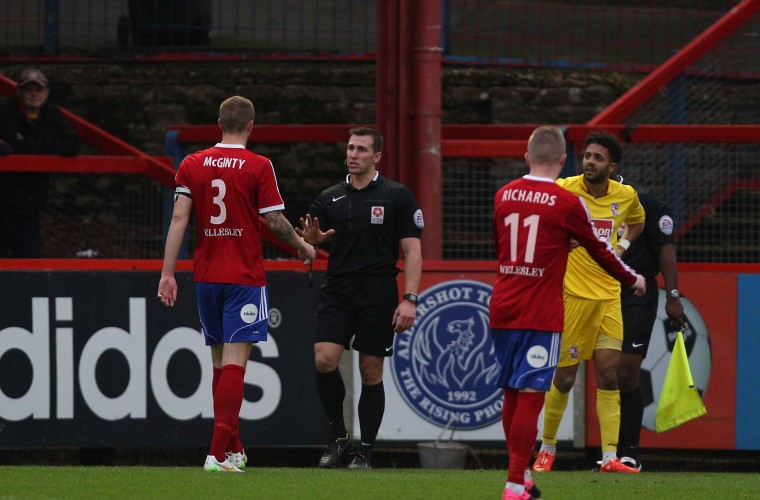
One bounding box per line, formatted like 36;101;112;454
500;189;557;206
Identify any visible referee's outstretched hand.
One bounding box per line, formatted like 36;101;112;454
296;214;334;246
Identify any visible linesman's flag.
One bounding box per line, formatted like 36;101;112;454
655;331;707;432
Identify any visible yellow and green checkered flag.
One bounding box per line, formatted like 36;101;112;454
655;330;707;432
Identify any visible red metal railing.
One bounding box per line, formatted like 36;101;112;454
0;73;176;186
588;0;760;125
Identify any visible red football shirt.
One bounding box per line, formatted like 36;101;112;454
490;175;636;331
175;143;284;286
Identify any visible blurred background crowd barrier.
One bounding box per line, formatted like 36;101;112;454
0;0;758;262
2;0;751;71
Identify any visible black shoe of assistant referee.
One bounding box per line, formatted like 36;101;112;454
347;452;371;469
318;433;352;468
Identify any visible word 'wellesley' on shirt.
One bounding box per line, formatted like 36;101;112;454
203;157;247;169
500;188;557;206
498;265;545;277
204;228;244;237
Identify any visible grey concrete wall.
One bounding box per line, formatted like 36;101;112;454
0;60;638;258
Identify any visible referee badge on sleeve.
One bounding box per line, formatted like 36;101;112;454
414;209;424;229
659;215;674;235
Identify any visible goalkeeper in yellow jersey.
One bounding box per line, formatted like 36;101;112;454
533;131;644;474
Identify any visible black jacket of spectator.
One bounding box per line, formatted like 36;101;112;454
0;97;79;219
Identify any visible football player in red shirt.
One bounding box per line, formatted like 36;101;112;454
491;126;645;499
158;96;315;472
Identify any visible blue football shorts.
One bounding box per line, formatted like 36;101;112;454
195;282;269;345
491;328;561;391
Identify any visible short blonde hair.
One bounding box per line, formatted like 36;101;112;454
219;96;255;133
527;126;566;165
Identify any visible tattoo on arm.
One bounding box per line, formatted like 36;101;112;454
264;211;296;242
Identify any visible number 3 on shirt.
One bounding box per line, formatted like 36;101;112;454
210;179;227;224
502;213;540;263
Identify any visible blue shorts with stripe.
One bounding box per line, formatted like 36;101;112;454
491;328;561;391
196;283;269;345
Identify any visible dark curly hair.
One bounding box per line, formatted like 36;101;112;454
585;131;622;164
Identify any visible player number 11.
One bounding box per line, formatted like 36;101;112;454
503;213;540;263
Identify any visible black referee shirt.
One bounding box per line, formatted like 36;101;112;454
619;178;676;279
307;172;423;276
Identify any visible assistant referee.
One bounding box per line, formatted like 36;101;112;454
296;127;423;469
614;173;686;471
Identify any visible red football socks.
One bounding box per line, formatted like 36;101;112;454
507;391;545;485
209;364;245;461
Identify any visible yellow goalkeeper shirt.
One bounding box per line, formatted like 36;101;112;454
557;174;645;300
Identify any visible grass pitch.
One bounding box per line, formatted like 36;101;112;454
1;466;758;499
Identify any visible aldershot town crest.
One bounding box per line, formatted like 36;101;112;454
391;280;502;429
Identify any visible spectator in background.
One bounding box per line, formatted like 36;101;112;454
0;68;79;258
612;169;686;472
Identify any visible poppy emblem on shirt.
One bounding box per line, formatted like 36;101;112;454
371;206;385;224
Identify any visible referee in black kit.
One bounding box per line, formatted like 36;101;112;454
296;127;423;469
611;167;686;472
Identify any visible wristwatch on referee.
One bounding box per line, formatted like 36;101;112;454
403;293;418;305
668;289;681;299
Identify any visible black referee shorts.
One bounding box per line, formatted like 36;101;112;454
315;273;399;357
621;277;659;357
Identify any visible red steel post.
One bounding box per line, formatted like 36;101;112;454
375;0;400;181
411;0;443;259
